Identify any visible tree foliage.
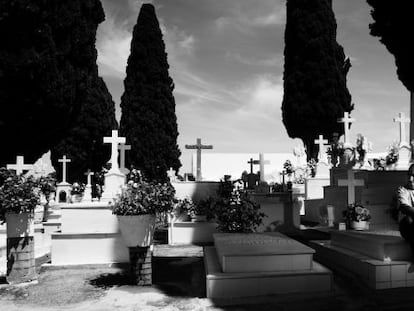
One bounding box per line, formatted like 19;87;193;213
367;0;414;93
0;0;105;166
282;0;353;159
50;77;117;183
119;4;181;182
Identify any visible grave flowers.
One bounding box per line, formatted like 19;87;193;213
0;168;40;283
112;178;175;247
343;203;371;230
385;142;399;167
70;182;85;202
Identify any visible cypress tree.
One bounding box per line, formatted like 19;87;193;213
282;0;353;159
367;0;414;93
50;77;117;183
119;4;181;182
0;0;105;166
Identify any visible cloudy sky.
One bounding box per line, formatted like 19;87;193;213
96;0;409;172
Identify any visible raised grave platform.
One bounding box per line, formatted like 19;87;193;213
168;221;218;245
51;201;129;265
311;230;414;289
205;232;332;299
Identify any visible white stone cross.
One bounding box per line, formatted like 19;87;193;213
338;169;365;205
7;156;34;175
103;130;126;172
84;170;94;186
167;167;177;182
314;135;329;163
185;138;213;181
393;112;410;146
118;143;131;174
58;155;71;183
258;153;270;182
338;112;355;145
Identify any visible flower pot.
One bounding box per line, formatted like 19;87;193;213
191;215;207;222
117;214;156;247
5;212;36;283
351;220;369;231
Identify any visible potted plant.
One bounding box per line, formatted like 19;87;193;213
0;168;40;283
189;198;213;222
212;177;265;233
343;203;371;230
112;179;176;247
172;198;193;221
38;174;56;222
70;182;85;203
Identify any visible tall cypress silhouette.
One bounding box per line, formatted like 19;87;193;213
120;4;181;182
282;0;353;159
50;77;118;183
0;0;105;166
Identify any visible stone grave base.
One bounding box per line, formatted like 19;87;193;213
204;247;332;299
311;230;414;289
168;221;218;244
51;232;128;265
204;232;332;299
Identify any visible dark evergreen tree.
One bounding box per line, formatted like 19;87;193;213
50;77;118;183
367;0;414;93
282;0;353;159
119;4;181;182
367;1;414;144
0;0;105;166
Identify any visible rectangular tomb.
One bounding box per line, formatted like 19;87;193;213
213;232;315;273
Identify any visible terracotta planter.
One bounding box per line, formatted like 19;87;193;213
117;214;156;247
6;212;35;237
351;220;369;231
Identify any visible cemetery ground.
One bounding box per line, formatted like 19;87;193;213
2;230;414;310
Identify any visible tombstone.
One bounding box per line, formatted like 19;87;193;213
118;143;131;175
7;155;34;175
56;155;72;203
393;112;412;169
293;144;306;168
101;130;126;202
167;167;177;183
247;173;260;190
82;170;94;202
314;134;329;177
257;153;270;182
337;169;365;206
338;111;355;146
185;138;213;181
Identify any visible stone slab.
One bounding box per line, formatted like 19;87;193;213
152;244;204;257
204;246;332;299
168;221;218;245
60;202;119;234
51;232;129;265
305;177;330;200
214;233;314;273
311;240;414;290
331;230;412;261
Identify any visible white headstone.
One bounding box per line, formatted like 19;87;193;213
167;167;177;182
58;155;71;184
82;170;94;202
103;130;126;173
314;135;329;164
338;112;355;145
393;112;410;147
258;153;270;182
118;143;131;175
338;169;365;205
7;156;34;175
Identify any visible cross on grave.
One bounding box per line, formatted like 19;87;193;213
84;170;94;186
258;153;270;182
247;158;258;174
167;167;177;182
7;156;34;175
314;135;329;163
58;155;71;183
338;112;355;145
118;143;131;174
393;112;410;146
185;138;213;181
103;130;126;173
338;169;365;205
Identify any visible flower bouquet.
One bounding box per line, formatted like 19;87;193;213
343;203;371;230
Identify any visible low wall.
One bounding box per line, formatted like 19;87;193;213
172;181;220;201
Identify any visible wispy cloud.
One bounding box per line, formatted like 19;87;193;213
225;51;283;67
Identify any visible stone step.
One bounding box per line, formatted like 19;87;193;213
310;240;414;290
331;230;411;261
204;246;332;299
214;233;314;273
